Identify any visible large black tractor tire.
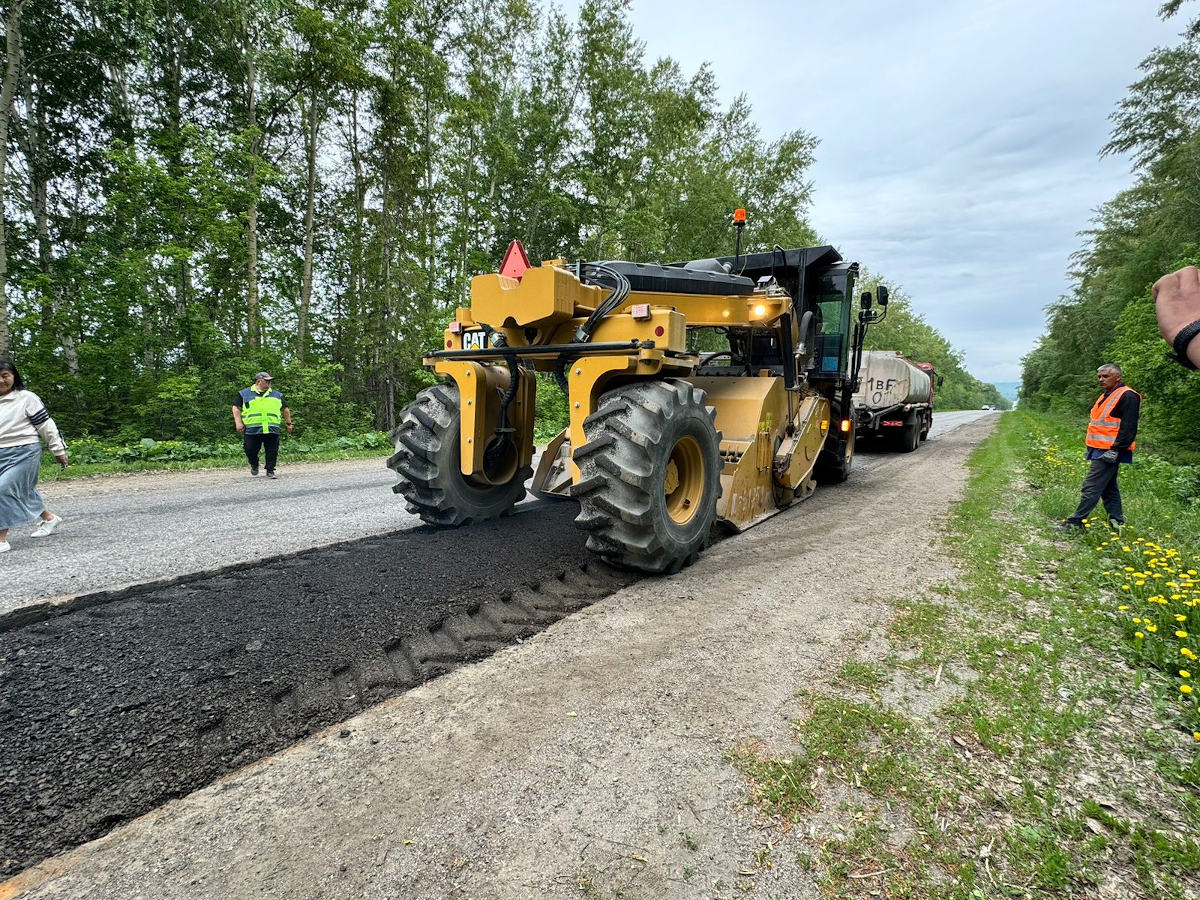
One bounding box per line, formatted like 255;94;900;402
388;382;531;526
572;380;722;575
815;428;855;484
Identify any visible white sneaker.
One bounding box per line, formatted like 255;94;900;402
0;541;10;553
30;514;62;538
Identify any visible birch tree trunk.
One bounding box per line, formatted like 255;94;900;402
18;37;78;373
297;87;320;365
244;28;261;348
0;0;25;360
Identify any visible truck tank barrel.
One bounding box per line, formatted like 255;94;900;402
853;351;933;408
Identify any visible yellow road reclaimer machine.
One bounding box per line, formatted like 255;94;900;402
389;216;887;573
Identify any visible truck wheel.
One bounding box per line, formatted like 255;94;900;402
572;380;722;574
900;410;921;453
388;383;530;526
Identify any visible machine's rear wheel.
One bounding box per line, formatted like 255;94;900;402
388;383;530;526
815;428;855;484
572;380;722;575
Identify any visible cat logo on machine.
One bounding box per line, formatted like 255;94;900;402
463;329;489;351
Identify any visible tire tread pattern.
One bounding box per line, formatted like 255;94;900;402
388;382;531;526
572;380;721;574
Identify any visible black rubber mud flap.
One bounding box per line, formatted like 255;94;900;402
900;409;921;453
572;380;722;575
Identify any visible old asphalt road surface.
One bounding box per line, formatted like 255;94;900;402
1;411;997;898
1;457;411;618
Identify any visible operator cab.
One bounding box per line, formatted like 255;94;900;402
671;246;858;385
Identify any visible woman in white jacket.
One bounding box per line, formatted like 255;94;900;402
0;360;68;553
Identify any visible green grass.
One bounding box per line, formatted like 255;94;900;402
37;430;395;479
727;410;1200;899
836;659;890;692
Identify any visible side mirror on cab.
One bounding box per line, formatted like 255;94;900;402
860;292;873;310
877;286;889;306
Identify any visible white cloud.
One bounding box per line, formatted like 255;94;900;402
621;0;1182;382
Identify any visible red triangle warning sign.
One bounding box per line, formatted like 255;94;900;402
499;240;531;281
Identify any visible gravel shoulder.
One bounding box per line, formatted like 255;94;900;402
4;416;995;900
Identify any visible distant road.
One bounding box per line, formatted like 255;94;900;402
926;408;1000;437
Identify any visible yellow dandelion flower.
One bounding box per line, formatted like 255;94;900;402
1176;614;1187;622
1181;671;1192;678
1135;632;1145;639
1119;605;1130;611
1177;630;1189;638
1148;625;1158;632
1181;685;1194;694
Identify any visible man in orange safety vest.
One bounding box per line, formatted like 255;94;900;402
1055;364;1141;531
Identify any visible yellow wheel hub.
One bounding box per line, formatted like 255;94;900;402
665;435;705;525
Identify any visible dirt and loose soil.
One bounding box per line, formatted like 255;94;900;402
1;416;993;900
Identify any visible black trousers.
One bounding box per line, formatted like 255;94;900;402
243;432;279;473
1067;458;1124;524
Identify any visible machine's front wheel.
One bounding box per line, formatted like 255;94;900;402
572;380;722;574
388;383;530;526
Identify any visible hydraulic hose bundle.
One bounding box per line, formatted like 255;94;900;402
554;262;633;391
574;263;632;343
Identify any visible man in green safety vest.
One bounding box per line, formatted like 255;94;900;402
232;372;293;478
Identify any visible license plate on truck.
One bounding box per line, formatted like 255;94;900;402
463;329;488;350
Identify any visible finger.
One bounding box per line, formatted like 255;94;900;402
1152;271;1173;300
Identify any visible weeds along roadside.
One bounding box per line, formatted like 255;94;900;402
36;431;393;480
727;410;1200;900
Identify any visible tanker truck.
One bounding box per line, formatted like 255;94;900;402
852;350;938;452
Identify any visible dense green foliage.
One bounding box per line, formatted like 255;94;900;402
0;0;998;444
62;430;390;465
1022;6;1200;453
858;274;1011;410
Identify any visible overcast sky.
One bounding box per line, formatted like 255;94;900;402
617;0;1184;383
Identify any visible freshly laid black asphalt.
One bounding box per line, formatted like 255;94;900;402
0;503;601;879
